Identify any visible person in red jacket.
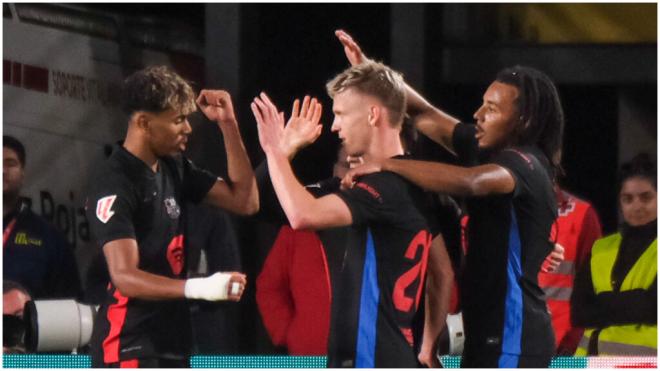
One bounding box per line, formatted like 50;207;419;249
538;186;602;355
257;223;332;355
255;131;348;356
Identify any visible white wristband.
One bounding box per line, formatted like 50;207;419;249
184;272;232;301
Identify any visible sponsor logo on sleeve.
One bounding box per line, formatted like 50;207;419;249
355;182;383;203
96;195;117;224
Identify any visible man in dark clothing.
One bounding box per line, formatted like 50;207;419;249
337;30;562;367
251;61;448;367
3;135;81;299
86;66;258;367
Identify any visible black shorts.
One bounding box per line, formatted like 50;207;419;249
96;357;188;368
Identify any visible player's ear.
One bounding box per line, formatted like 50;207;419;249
367;105;380;127
132;112;150;131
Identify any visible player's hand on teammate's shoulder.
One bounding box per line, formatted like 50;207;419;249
341;160;383;190
196;89;238;125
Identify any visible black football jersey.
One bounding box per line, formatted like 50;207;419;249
86;145;216;363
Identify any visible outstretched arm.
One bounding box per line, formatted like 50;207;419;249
197;90;259;215
251;92;353;230
335;29;461;152
342;158;515;197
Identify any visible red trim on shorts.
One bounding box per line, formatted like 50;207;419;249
103;286;130;363
119;359;138;368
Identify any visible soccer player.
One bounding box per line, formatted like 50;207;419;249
251;62;442;367
86;66;258;367
338;30;562;367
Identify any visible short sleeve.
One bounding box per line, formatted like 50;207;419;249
451;122;479;166
182;157;218;204
336;173;401;226
86;176;137;248
491;148;539;197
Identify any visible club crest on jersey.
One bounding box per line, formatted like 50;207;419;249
164;197;181;219
96;195;117;224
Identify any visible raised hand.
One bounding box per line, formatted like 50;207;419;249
196;89;237;125
251;92;286;156
335;29;371;66
282;96;323;159
251;93;323;158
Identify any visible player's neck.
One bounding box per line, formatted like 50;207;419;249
123;133;159;173
365;128;404;162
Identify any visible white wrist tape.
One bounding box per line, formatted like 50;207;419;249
231;282;241;296
184;272;232;301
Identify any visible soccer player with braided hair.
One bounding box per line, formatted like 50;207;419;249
337;30;563;367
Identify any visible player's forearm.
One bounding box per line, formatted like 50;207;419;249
404;83;460;150
266;152;320;230
219;121;259;214
421;238;454;355
382;159;513;197
382;159;474;196
110;268;186;300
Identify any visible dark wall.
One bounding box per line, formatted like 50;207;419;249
238;3;391;184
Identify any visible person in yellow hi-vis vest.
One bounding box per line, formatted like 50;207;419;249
571;153;657;356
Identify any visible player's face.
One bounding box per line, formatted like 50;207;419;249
330;88;372;157
473;81;520;150
619;177;657;227
145;108;192;156
3;147;24;197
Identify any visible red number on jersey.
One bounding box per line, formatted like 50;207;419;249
393;230;432;313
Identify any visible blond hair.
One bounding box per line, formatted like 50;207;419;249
326;61;406;127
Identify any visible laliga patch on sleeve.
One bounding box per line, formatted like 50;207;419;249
96;195;117;224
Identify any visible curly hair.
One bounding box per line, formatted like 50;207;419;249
120;65;196;116
326;61;407;128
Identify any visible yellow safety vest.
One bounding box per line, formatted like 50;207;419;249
575;233;657;356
